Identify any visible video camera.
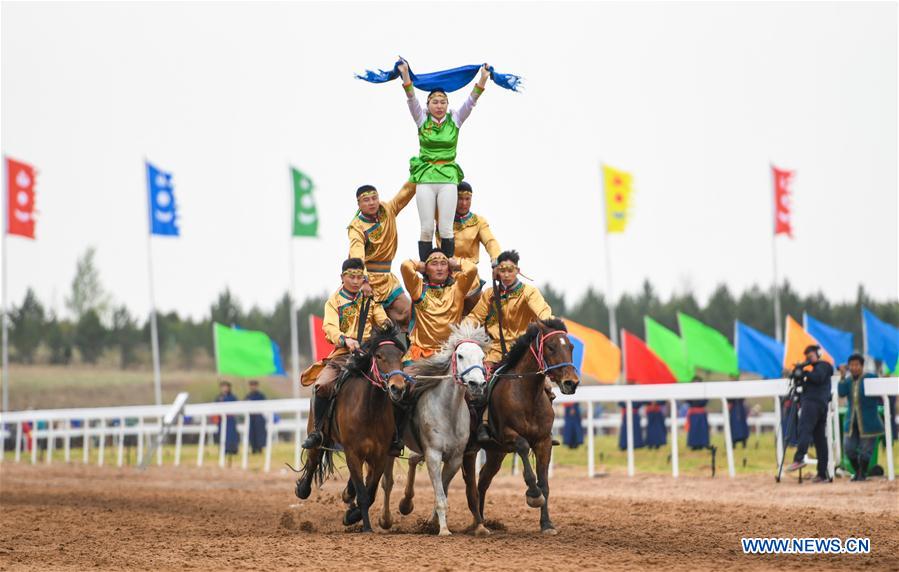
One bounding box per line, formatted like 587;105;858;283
788;359;812;393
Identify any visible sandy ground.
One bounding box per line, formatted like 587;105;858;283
0;462;896;571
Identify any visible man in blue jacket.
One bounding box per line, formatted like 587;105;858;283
786;345;834;482
838;353;883;481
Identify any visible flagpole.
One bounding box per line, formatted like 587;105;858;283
601;163;619;348
771;165;783;342
861;308;868;357
145;162;162;406
288;167;300;398
1;156;9;412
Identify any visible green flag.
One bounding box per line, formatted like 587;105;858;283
645;317;693;382
292;167;318;237
214;323;285;377
677;312;739;376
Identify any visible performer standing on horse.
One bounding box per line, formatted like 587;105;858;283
300;258;395;452
348;183;415;329
464;250;554;443
397;60;490;261
437;181;502;315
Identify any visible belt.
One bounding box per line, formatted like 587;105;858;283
645;404;662;413
366;260;392;273
426;159;452;165
687;407;707;415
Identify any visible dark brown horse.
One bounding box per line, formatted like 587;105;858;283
461;318;580;535
294;324;412;533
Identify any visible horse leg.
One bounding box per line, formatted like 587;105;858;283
477;449;507;522
379;458;395;530
462;452;489;537
424;450;451;536
343;452;373;533
399;453;421;516
342;479;356;504
534;437;556;534
364;459;385;528
295;446;321;499
515;436;544;508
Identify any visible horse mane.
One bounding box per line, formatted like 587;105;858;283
343;322;407;377
407;323;490;398
499;318;568;370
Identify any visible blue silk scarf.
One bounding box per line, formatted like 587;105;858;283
355;59;523;93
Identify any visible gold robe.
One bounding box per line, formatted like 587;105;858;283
322;288;390;359
401;259;478;358
347;182;416;304
464;281;553;362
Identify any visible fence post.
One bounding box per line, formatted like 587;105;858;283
625;400;634;477
137;418;144;462
97;419;106;467
82;420;89;464
14;422;21;462
586;400;595;478
31;420;38;465
241;415;250;470
117;417;125;467
64;419;71;463
293;410;301;472
720;398;735;478
46;421;54;465
197;415;206;467
157;416;163;466
174;415;183;467
219;414;227;468
264;412;274;473
882;395;894;481
669;399;678;478
773;396;784;471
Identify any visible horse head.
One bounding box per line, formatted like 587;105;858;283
452;334;489;402
532;319;580;395
360;323;412;403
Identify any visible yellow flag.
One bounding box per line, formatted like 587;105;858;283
603;165;633;233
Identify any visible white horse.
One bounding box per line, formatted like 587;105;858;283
381;323;489;536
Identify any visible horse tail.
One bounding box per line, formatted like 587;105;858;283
318;447;335;484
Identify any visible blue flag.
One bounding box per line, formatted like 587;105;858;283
862;307;899;369
735;321;784;378
568;332;585;374
356;58;523;93
805;313;853;365
146;161;179;236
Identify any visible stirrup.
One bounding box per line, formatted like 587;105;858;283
389;439;404;457
302;431;323;450
476;424;492;444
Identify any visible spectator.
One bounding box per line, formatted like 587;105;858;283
838;353;883;481
214;381;239;456
245;380;268;454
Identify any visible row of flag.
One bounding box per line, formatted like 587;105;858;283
3;157;320;240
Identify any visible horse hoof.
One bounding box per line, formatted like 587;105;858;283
474;524;491;537
378;517;393;530
295;479;311;500
526;493;545;509
438;529;452;537
342;486;356;504
399;498;414;515
542;527;558;536
343;507;362;526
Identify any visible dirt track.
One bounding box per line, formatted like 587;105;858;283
1;463;897;571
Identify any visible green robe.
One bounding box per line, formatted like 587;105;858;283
409;112;463;184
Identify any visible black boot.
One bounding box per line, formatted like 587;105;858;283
301;394;330;449
476;423;492;444
418;241;432;261
852;458;868;481
390;406;408;457
440;237;455;258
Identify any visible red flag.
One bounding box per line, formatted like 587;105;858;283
622;329;676;384
309;314;334;361
5;157;37;239
772;165;794;237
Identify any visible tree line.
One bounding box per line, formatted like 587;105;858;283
6;248;898;370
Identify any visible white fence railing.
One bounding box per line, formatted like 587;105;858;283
2;377;896;480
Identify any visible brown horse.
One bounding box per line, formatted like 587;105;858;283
461;318;580;535
294;324;412;533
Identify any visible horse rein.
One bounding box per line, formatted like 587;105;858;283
449;339;488;386
493;329;577;378
358;340;414;390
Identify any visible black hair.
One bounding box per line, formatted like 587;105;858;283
847;353;865;365
803;344;821;355
355;184;377;198
497;250;520;265
425;247;445;260
427;88;447;101
342;258;365;272
457;181;473;193
219;380;232;388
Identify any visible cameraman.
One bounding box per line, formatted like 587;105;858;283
838;353;882;481
785;344;834;482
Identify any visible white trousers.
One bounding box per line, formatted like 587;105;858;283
416;183;457;240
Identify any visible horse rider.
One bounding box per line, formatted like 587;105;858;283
348;183;416;329
436;181;502;315
300;258;397;453
463;249;554;443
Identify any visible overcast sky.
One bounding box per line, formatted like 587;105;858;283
2;1;897;321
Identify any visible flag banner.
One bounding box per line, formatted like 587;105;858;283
783;315;833;368
678;312;738;376
146;161;179;236
309;314;334;361
5;157;37;239
292;167;318;237
562;318;620;383
214;323;286;377
355;59;523;93
645;317;693;382
772;165;794;237
603;164;632;234
805;313;853;366
735;321;784;379
622;329;676;384
862;307;899;368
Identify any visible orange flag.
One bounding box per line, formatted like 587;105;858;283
783;315;833;368
562;318;621;383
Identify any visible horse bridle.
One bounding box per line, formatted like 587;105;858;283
530;330;576;376
359;340;415;391
450;339;488;386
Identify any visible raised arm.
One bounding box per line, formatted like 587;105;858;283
453;64;489;127
386;181;417;216
399;60;426;128
477;217;501;264
400;259;424;302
